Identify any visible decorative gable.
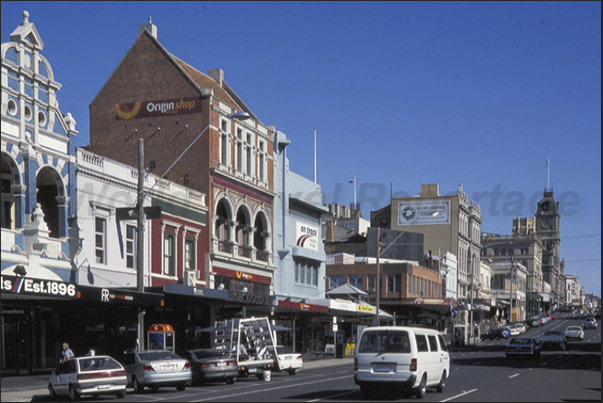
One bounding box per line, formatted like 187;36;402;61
9;11;44;51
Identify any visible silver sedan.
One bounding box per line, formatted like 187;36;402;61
122;350;191;393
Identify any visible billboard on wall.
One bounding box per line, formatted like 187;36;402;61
115;97;202;120
397;200;450;226
296;222;318;250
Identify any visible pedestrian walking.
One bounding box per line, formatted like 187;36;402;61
62;342;74;362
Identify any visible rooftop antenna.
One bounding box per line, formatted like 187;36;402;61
545;157;550;191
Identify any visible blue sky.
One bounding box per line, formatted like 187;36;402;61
2;2;601;297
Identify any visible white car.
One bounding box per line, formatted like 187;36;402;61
509;323;527;334
565;326;584;341
48;355;127;400
583;317;598;330
275;346;303;375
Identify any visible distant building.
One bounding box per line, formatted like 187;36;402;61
325;202;370;236
564;275;580;307
371;183;482;306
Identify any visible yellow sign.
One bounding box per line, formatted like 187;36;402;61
356;304;375;314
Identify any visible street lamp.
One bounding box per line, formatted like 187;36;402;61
135;109;251;350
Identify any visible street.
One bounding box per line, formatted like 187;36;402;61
2;313;599;402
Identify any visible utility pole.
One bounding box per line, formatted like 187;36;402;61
469;254;474;345
375;227;380;325
137;139;145;350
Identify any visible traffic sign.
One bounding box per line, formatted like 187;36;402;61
115;206;161;221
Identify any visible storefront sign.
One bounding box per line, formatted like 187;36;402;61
115;97;202;120
213;267;272;284
356;304;376;314
296;222;318;250
278;300;329;312
76;286;164;306
1;275;76;298
397;200;450;226
229;291;275;306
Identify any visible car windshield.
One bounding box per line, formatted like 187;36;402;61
276;347;292;354
566;327;580;331
139;351;181;361
358;331;411;354
192;351;224;359
79;357;121;372
544;331;562;336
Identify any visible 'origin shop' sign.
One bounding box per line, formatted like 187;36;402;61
115;97;202;120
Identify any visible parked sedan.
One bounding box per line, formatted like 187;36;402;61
583;317;598;330
508;322;527;335
505;337;541;359
480;327;511;340
48;355;127;400
565;326;585;341
122;350;191;393
178;349;237;385
274;346;303;375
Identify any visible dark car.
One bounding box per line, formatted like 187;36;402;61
480;327;511;340
179;349;237;385
505;337;541;359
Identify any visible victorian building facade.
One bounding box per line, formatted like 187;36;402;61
1;11;79;374
87;20;277;315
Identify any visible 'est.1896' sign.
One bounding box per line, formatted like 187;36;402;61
1;275;76;298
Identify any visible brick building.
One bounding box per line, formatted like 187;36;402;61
88;19;276;315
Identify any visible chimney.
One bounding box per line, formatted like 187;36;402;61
208;68;224;86
326;219;334;242
138;17;157;39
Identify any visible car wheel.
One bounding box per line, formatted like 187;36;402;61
176;384;186;392
132;376;144;393
116;389;126;399
415;374;427;399
48;385;59;400
68;385;80;401
226;377;236;385
288;370;296;375
436;370;447;393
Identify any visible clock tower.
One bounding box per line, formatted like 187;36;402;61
535;190;562;308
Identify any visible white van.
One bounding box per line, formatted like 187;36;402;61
354;326;450;399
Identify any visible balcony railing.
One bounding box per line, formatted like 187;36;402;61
256;250;269;262
238;245;252;258
217;240;233;254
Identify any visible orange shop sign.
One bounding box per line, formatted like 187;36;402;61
115;97;202;120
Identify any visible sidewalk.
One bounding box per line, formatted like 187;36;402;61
0;355;354;402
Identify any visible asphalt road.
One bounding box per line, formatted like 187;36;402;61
2;313;600;402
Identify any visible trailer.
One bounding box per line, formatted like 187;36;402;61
213;318;276;379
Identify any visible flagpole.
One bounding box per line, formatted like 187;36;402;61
353;175;357;208
547;158;550;191
314;128;317;183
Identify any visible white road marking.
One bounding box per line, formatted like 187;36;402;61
440;388;478;402
509;373;520;379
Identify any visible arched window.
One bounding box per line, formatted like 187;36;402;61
215;200;229;241
36;167;63;238
1;154;21;230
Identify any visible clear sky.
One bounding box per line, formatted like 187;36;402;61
2;2;601;297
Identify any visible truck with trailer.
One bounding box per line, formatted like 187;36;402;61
213;318;276;379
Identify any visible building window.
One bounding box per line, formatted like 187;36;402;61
296;259;319;286
1;176;15;230
164;232;176;276
245;133;253;176
185;238;195;271
387;274;401;293
329;274;344;290
95;217;106;264
236;128;244;173
126;224;136;269
258;141;265;182
348;274;363;291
